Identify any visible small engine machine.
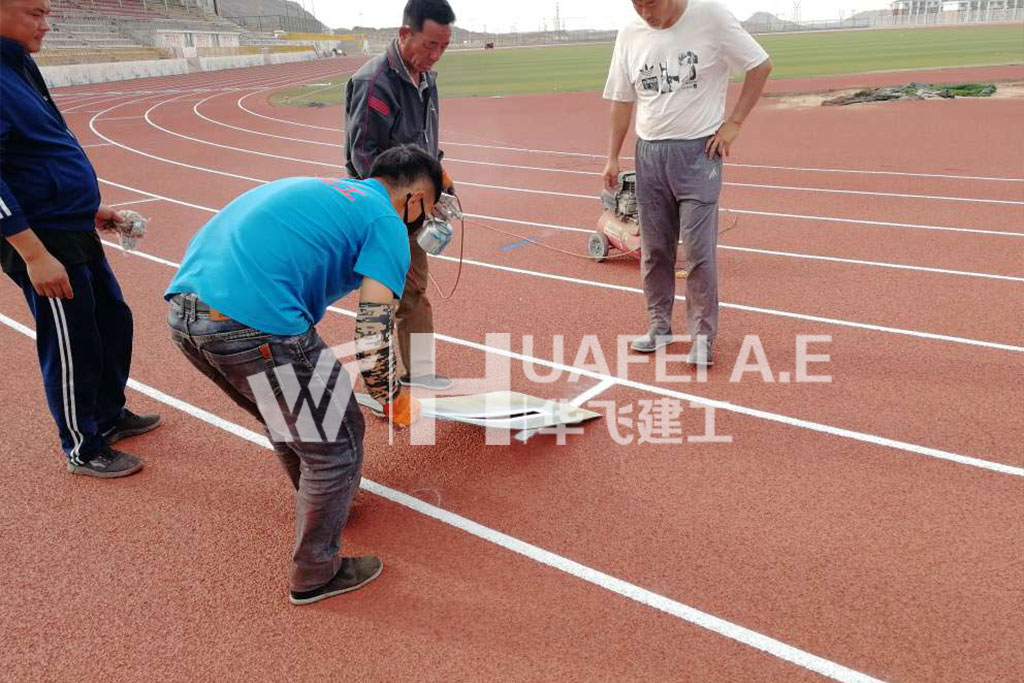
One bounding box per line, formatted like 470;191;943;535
590;171;641;262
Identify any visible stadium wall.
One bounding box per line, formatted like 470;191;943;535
39;51;317;88
40;58;189;87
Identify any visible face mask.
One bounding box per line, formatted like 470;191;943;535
404;194;427;232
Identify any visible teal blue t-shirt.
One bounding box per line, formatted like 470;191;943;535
166;177;409;336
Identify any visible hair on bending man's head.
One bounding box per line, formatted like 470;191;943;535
369;144;444;201
402;0;455;31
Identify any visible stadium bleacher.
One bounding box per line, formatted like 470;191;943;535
39;0;297;66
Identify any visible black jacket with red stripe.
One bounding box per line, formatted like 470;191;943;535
344;39;443;179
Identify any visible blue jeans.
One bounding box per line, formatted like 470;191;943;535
167;294;365;592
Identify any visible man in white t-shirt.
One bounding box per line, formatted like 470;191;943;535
602;0;772;365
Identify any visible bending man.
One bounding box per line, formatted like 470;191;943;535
165;145;441;605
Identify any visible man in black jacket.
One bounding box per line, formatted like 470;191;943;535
345;0;456;392
1;0;161;478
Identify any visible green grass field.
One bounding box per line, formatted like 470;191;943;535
270;24;1024;106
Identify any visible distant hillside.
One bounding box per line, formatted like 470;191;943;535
218;0;325;30
743;12;801;32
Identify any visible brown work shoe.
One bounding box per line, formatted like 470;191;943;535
288;556;383;605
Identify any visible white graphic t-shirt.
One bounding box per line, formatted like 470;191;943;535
603;0;769;141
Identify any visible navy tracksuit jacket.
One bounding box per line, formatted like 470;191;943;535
1;37;133;463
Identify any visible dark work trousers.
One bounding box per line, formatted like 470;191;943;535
8;256;133;465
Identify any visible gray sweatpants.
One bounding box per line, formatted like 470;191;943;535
635;137;723;343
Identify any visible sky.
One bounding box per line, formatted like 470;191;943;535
300;0;892;32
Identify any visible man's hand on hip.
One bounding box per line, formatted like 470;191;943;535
706;120;742;159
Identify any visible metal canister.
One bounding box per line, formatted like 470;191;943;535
416;218;454;255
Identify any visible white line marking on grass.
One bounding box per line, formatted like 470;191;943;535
0;310;890;683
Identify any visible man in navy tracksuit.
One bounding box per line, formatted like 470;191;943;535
1;0;161;478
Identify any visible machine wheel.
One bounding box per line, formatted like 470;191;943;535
588;232;611;262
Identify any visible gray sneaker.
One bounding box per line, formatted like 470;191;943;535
104;409;163;445
630;329;673;354
686;338;714;367
289;556;384;605
67;447;144;479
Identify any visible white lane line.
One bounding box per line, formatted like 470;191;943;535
145;95;342;170
728;181;1024;206
429;253;1024;353
98;179;219;213
470;209;1024;243
238;89;344;132
463;180;1024;207
336;303;1024;478
147;98;1024;208
723;162;1024;184
721;209;1024;238
478;211;1023;280
90;97;271;184
437;140;1024;184
0;311;886;683
719;246;1024;282
90;175;1024;352
93;234;1024;476
80;142;114;148
109;198;161;208
570;377;619;407
232;91;1020;185
195;93;337;144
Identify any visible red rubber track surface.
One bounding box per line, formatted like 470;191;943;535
2;58;1022;682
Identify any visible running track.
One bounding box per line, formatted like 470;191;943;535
2;57;1022;682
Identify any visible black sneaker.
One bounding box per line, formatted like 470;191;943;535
105;409;163;445
289;555;384;606
67;447;144;479
399;373;454;391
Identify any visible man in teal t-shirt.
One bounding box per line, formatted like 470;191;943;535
167;174;411;337
165;145;442;606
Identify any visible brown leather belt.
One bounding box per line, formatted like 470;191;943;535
176;294;232;322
